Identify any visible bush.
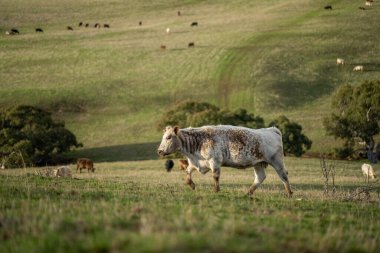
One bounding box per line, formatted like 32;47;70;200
269;115;312;157
157;100;264;129
0;105;81;167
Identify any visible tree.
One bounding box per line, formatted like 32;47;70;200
323;80;380;162
269;115;312;157
0;105;81;167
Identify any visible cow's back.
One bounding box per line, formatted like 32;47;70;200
193;125;283;167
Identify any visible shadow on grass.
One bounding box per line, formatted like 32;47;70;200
68;142;160;163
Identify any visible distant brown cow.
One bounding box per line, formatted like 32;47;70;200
179;159;188;170
77;158;95;173
160;44;166;50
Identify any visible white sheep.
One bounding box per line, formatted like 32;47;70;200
353;65;364;71
361;163;376;179
336;58;344;65
53;166;72;178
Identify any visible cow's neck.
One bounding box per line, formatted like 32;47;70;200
178;130;203;156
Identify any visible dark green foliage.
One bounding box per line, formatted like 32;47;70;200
269;115;312;157
0;105;81;167
157;101;264;130
323;80;380;162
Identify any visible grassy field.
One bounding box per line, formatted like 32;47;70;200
1;0;380;160
0;158;379;253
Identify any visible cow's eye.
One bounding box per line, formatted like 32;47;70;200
166;136;172;140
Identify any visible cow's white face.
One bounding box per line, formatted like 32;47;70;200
157;126;181;156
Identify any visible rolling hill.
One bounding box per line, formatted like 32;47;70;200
1;0;379;161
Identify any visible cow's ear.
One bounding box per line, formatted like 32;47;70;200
174;126;180;135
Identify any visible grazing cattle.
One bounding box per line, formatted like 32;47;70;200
94;23;100;28
35;28;43;33
157;125;293;197
361;163;376;179
191;22;198;27
85;23;89;27
11;28;19;34
5;31;10;35
104;24;110;28
353;65;364;71
336;58;344;65
165;159;174;172
53;166;72;178
365;1;373;6
160;44;166;49
178;11;181;16
166;27;170;34
67;26;73;30
139;21;142;26
79;22;83;27
324;5;332;10
188;42;195;47
359;6;366;10
76;158;95;173
179;159;188;170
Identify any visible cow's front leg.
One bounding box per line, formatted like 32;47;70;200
210;161;221;193
213;170;220;192
185;166;196;190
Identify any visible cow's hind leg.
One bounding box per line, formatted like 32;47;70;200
185;166;196;190
248;162;267;196
270;156;293;197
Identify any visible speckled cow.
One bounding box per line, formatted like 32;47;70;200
157;125;292;197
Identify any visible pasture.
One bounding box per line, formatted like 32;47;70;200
1;158;379;253
1;0;380;156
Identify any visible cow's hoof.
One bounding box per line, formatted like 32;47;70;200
190;182;196;190
214;186;220;193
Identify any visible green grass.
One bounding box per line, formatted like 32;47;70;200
1;158;379;252
1;0;380;159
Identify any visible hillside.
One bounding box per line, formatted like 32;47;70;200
1;0;379;161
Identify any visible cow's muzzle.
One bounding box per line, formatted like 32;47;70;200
157;150;165;156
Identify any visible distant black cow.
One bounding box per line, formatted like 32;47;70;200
104;24;110;28
188;42;195;47
324;5;332;10
94;23;100;28
165;159;174;172
67;26;73;30
190;22;198;27
35;28;43;33
11;28;19;34
139;21;142;26
79;22;83;27
178;10;181;16
359;6;366;10
85;23;89;27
